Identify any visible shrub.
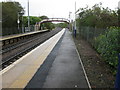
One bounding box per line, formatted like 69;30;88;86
95;27;120;68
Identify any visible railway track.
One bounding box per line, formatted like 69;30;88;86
1;30;49;54
1;28;62;69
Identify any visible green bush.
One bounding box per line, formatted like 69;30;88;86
95;27;120;68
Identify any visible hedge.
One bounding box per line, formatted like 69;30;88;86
95;27;120;69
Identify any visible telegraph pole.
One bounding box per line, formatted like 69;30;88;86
118;1;120;27
69;12;72;30
74;1;77;37
75;2;76;29
69;12;72;21
28;0;30;31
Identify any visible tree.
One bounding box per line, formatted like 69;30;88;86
55;23;68;28
118;9;120;27
23;16;41;27
23;15;55;30
77;3;118;29
2;1;24;28
39;15;48;20
39;15;55;30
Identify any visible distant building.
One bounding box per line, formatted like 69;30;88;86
118;1;120;9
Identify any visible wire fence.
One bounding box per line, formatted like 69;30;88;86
76;26;108;46
75;26;120;69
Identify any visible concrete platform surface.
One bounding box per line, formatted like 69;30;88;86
1;29;65;89
25;29;90;88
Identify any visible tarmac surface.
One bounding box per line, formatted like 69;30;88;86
25;29;89;88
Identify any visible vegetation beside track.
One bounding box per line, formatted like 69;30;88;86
95;27;120;71
1;1;55;36
75;3;120;74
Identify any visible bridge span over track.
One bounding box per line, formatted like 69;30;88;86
35;18;70;30
40;18;70;24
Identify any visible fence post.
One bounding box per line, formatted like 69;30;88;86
73;26;76;37
74;29;76;37
93;27;96;46
115;53;120;89
87;27;89;41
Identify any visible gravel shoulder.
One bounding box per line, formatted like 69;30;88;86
73;36;115;88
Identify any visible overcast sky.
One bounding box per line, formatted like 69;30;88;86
1;0;120;19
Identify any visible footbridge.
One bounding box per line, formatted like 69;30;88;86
35;18;70;30
40;18;70;24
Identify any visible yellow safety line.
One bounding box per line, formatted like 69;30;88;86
9;29;65;88
0;30;48;41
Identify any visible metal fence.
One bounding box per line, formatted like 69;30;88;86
76;26;120;88
76;26;107;46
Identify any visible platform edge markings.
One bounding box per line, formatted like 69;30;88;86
41;29;89;88
0;30;48;41
0;29;65;88
0;38;48;75
0;29;65;75
25;30;66;88
8;29;65;88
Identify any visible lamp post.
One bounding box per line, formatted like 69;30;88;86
20;11;24;33
22;14;24;33
118;1;120;27
17;13;20;30
28;0;30;32
69;12;72;30
74;1;77;37
69;12;72;22
18;11;24;33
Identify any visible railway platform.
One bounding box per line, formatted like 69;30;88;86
1;28;91;89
